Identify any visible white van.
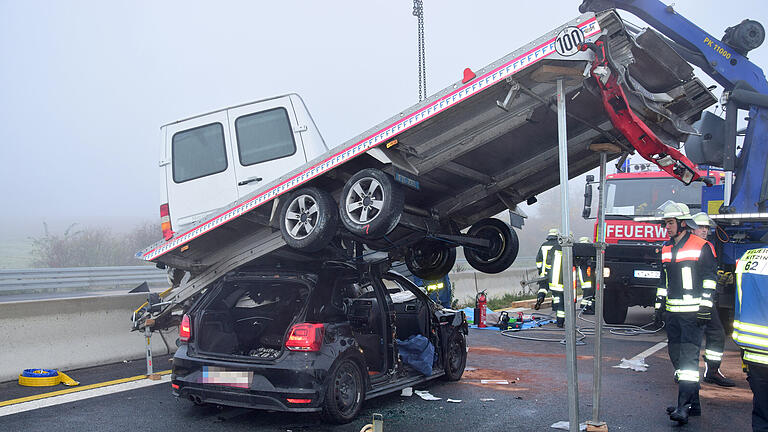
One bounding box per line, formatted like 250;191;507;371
161;94;327;232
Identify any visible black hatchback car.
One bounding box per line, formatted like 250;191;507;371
170;261;468;423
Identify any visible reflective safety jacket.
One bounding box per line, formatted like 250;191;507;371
655;232;717;313
536;237;558;278
546;245;578;293
734;247;768;366
578;264;592;290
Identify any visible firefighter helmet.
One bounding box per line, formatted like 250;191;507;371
691;212;715;227
656;200;693;220
579;236;591;243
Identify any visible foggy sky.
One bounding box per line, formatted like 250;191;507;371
1;0;767;239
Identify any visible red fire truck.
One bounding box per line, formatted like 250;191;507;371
582;160;722;324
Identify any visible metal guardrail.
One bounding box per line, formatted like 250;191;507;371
0;258;538;296
0;266;169;294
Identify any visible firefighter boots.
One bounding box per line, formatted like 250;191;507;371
704;366;735;387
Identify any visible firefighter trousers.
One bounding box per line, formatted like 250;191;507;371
666;312;703;387
703;307;726;370
551;289;565;320
580;287;595;308
747;361;768;432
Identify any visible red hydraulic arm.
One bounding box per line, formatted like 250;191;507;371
581;41;709;185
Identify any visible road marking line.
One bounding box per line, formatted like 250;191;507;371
630;341;668;362
0;370;172;416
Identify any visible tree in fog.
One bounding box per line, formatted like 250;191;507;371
31;221;161;267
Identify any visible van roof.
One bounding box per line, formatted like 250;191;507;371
160;93;299;128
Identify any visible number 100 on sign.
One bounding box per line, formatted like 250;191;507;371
555;26;585;56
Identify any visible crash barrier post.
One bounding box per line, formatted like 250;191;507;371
0;293;176;382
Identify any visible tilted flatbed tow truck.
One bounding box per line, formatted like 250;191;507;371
132;9;716;332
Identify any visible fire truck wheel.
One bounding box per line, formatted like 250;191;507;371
279;187;339;252
405;241;457;280
603;290;628;324
442;330;467;381
339;168;404;238
464;218;518;274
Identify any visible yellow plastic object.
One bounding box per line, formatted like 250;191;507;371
18;369;79;387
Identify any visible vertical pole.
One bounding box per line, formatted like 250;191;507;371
557;79;580;432
592;151;608;423
145;326;154;376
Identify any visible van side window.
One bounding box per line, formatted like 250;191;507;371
235;108;296;166
172;123;228;183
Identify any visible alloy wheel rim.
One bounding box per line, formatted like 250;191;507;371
284;194;319;240
345;177;384;224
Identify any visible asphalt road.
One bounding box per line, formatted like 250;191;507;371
0;306;753;431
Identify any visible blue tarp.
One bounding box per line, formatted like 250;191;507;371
396;334;435;376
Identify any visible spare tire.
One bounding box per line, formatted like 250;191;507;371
463;218;518;274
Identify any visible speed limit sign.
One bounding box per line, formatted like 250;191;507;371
555;26;585;56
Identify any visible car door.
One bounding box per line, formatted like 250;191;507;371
227;97;308;199
165;111;238;229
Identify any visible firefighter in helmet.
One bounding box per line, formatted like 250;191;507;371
577;236;595;315
733;247;768;431
535;228;558;310
653;201;717;424
688;212;735;387
544;231;574;328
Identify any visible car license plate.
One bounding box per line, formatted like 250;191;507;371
201;367;253;388
634;270;660;279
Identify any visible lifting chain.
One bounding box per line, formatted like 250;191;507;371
412;0;426;101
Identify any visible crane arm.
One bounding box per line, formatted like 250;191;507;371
579;0;768;93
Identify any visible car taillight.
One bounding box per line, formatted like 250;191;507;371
180;314;192;342
160;203;175;240
285;323;324;352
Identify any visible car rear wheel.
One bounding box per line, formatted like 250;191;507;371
405;241;456;280
279;187;338;252
340;168;404;238
321;358;365;424
463;218;518;274
442;330;467;381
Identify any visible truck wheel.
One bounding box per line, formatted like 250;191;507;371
603;290;628;324
340;168;404;238
405;241;457;280
279;187;338;252
320;358;365;424
463;218;518;274
442;330;467;381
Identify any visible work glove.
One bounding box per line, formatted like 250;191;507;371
535;292;546;310
697;307;712;327
654;308;664;327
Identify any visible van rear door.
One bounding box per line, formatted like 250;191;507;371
165;111;238;230
227;97;308;199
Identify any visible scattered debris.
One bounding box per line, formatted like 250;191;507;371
480;379;510;385
446;399;462;403
480;398;495;402
550;421;587;431
414;390;441;401
613;357;649;372
465;367;477;371
400;387;413;397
